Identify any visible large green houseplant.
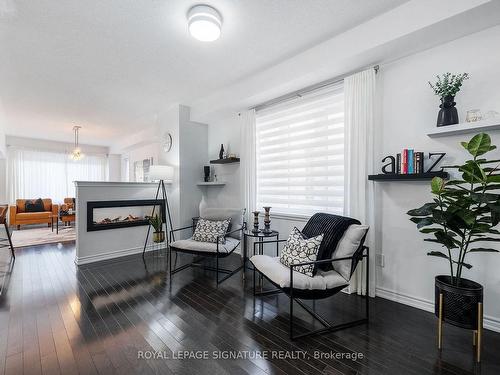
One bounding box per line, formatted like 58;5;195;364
407;133;499;348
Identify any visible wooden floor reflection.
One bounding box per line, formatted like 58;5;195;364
0;242;498;374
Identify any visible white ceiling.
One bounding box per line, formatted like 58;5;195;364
0;0;408;145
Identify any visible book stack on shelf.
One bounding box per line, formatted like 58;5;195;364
368;149;448;181
397;149;424;174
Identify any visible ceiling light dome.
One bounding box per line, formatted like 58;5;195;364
187;4;222;42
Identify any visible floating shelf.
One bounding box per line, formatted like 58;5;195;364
368;171;449;181
196;182;226;186
427;118;500;138
210;157;240;164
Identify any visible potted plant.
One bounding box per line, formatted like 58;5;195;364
429;72;469;126
407;133;499;340
149;214;165;243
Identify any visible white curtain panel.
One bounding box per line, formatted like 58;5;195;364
7;147;107;204
344;68;376;296
239;109;256;223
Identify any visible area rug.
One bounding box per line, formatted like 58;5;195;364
11;227;76;248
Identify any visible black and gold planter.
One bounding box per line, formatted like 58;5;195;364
435;275;483;362
153;231;165;243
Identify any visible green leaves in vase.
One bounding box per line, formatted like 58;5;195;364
428;72;469;97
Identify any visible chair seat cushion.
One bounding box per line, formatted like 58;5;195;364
16;212;51;221
251;255;348;290
170;237;240;254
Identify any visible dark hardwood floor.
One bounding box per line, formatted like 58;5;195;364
0;242;498;375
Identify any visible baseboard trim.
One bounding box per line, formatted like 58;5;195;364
376;287;500;333
75;245;158;265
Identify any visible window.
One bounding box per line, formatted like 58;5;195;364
255;82;344;216
7;147;108;203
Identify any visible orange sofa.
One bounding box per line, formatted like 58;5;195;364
9;199;59;229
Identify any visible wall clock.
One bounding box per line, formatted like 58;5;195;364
162;132;173;153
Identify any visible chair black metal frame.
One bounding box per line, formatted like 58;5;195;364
0;206;15;260
169;224;245;286
252;239;369;340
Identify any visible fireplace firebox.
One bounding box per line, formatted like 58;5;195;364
87;199;165;232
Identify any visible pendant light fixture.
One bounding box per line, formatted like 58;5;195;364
69;126;84;161
187;4;222;42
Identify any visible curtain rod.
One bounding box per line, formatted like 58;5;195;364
249;64;379;112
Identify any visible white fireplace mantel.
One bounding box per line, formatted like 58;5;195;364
75;181;170;265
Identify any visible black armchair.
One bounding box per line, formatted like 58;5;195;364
250;213;369;340
169;208;246;286
0;205;15;260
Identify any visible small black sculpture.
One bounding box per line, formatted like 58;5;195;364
204;166;210;182
219;144;224;159
381;156;396;174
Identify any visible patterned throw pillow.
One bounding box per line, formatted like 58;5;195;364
279;227;324;277
192;218;231;244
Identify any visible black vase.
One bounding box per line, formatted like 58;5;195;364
219;144;224;159
437;96;459;127
203;166;210;182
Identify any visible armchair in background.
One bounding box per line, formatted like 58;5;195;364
169;207;246;286
60;197;76;225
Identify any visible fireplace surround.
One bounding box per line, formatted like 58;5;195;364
87;199;165;232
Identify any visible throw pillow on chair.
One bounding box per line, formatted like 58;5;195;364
279;227;324;277
192;217;231;244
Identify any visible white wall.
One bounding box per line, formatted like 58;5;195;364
111;105;209;229
0;100;6;159
107;154;122;182
206;112;242;208
179;106;208;226
125;142;160;181
376;25;500;331
0;108;4;203
0;160;6;204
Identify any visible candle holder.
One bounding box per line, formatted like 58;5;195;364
252;211;260;233
262;206;272;234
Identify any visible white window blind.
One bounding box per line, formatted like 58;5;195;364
255;82;344;216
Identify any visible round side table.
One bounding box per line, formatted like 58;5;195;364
242;230;279;269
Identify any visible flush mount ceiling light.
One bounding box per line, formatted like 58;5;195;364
187;4;222;42
69;126;84;161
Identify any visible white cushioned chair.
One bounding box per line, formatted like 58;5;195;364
250;213;369;340
169;207;246;285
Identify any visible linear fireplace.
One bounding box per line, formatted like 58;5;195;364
87;199;165;232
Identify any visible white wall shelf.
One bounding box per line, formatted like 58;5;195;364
427;118;500;138
196;182;225;186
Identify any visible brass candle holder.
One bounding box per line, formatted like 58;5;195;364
262;206;272;234
252;211;260;233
